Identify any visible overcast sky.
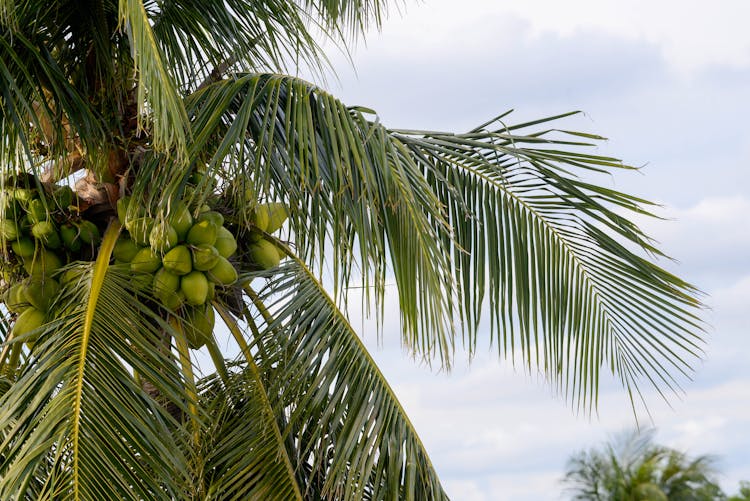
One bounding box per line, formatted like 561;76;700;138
300;1;750;499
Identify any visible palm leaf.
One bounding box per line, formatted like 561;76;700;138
150;0;323;91
0;223;192;499
149;0;389;91
236;252;449;500
195;339;303;501
119;0;189;162
0;29;105;176
188;73;704;411
0;0;137;181
188;73;454;364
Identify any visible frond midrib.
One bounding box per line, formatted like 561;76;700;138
71;220;121;499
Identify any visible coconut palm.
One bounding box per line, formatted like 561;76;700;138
728;482;750;501
0;1;704;499
563;429;724;500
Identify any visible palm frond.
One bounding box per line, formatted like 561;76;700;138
397;120;703;410
188;73;455;364
149;0;390;90
119;0;189;162
195;335;303;501
300;0;390;40
0;0;137;182
237;253;448;500
150;0;325;92
0;29;105;176
189;73;704;411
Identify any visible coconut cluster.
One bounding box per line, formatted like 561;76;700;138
1;180;101;344
114;195;288;349
0;172;290;352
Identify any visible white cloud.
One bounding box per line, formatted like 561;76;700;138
712;274;750;316
630;196;750;287
441;479;487;501
683;197;750;223
380;0;750;73
487;471;565;501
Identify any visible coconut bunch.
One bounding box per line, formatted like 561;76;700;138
1;178;102;344
0;181;100;275
0;168;290;351
114;193;288;349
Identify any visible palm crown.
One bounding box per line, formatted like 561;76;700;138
0;1;704;499
563;429;724;500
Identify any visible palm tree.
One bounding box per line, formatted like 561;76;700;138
563;429;724;500
0;1;704;499
728;482;750;501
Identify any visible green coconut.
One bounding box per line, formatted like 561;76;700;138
186;220;217;246
206;256;237;285
11;307;46;341
160;289;185;310
181;270;209;306
23;250;63;276
153;268;184;310
53;185;74;209
149;222;179;253
31;221;61;249
214;226;237;258
251;206;269;232
262;202;288;233
59;267;85;287
191;244;220;271
153;268;180;296
130;247;162;274
77;220;100;245
183;304;215;349
168;201;193;241
162;245;192;275
11;237;35;258
23;278;60;312
5;283;30;314
197;210;224;227
0;219;19;241
247;229;263;243
60;224;82;252
113;236;141;263
12;188;34;203
249;240;281;269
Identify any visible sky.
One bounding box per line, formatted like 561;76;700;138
292;1;750;499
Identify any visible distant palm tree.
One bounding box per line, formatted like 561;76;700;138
563;429;724;500
728;482;750;501
0;0;704;499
